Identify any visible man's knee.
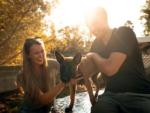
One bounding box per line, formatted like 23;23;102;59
91;96;119;113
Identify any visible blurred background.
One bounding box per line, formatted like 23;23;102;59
0;0;150;65
0;0;150;112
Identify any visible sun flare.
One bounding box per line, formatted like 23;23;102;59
50;0;109;27
45;0;145;36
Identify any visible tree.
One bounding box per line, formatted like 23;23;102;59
58;26;86;56
124;20;134;29
0;0;57;65
140;0;150;36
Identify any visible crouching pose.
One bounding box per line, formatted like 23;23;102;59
79;7;150;113
17;38;75;113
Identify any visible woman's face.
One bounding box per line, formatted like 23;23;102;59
28;44;45;66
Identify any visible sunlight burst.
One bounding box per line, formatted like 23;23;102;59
45;0;145;36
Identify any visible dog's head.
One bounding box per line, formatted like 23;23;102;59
55;51;82;83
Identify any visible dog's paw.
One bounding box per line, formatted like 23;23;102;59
65;107;73;113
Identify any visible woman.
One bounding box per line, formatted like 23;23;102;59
17;38;74;113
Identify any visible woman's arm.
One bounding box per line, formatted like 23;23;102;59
16;71;24;95
16;84;24;95
38;82;65;105
38;78;77;105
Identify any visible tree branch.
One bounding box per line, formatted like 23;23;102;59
0;1;33;48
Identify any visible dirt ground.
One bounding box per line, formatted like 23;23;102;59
0;85;104;113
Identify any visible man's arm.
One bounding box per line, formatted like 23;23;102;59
85;52;127;76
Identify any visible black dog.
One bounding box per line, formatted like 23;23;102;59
55;51;106;113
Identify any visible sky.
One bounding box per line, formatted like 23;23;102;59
44;0;146;37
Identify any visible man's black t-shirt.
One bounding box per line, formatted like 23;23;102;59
90;26;150;94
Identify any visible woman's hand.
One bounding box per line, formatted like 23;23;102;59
69;78;77;85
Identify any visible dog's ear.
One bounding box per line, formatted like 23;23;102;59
73;52;82;65
55;51;64;64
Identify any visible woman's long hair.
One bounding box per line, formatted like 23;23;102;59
22;38;49;101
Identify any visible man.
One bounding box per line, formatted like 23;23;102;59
79;7;150;113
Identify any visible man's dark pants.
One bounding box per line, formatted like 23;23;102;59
91;92;150;113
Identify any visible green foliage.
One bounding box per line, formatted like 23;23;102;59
140;0;150;36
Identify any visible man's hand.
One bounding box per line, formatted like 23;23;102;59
81;52;127;76
78;54;99;77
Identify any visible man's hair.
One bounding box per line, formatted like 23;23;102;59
86;7;108;25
